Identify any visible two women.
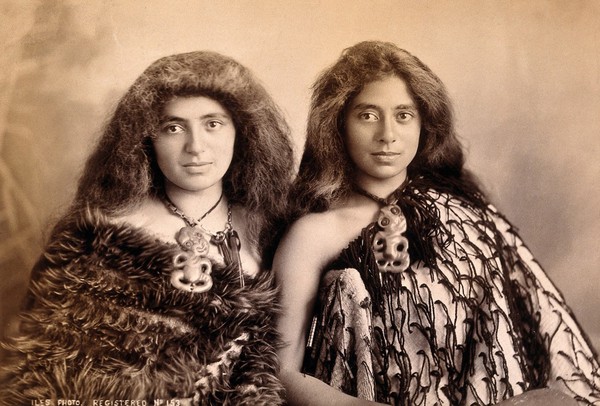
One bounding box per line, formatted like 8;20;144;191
2;42;597;405
0;51;294;404
275;41;599;405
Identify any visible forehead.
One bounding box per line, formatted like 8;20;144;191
161;95;231;118
350;75;415;107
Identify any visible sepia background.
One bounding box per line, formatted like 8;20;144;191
1;0;599;350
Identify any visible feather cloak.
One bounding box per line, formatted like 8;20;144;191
0;210;284;405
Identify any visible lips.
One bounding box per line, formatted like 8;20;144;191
183;162;211;167
182;162;212;174
372;151;400;156
371;151;401;164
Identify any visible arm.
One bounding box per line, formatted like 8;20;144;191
274;217;385;406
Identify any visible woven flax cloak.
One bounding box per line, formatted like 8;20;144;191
303;187;600;405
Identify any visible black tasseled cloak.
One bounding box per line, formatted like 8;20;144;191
303;187;599;405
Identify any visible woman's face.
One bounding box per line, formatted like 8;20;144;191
344;75;421;189
153;96;236;195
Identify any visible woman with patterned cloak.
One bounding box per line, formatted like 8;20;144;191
274;41;599;406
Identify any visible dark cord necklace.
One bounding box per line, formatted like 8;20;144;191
354;183;411;273
163;191;223;227
353;177;412;206
354;187;395;206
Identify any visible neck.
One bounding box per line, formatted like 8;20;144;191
164;182;225;220
354;172;407;201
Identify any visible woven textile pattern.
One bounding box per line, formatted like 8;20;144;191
303;189;599;405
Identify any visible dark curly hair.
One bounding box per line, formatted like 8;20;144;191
71;51;294;261
291;41;487;217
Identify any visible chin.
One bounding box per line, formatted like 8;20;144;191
371;170;406;182
177;180;220;193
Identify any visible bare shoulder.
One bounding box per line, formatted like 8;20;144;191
274;212;335;274
283;211;341;252
109;197;179;242
109;198;157;228
276;204;374;277
287;210;339;242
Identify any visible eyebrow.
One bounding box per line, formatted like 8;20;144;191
351;102;418;112
160;112;232;122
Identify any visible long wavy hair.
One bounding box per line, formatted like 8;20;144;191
69;51;294;262
291;40;487;217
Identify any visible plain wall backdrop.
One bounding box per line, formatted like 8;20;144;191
1;0;599;350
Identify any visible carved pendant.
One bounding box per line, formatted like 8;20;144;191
175;226;210;256
372;204;411;273
171;252;213;293
171;226;214;293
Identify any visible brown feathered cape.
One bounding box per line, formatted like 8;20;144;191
0;210;283;405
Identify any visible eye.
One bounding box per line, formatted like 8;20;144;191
206;120;224;130
359;112;379;121
161;123;185;135
396;112;414;122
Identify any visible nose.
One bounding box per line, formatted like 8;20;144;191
378;117;397;144
185;126;205;154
